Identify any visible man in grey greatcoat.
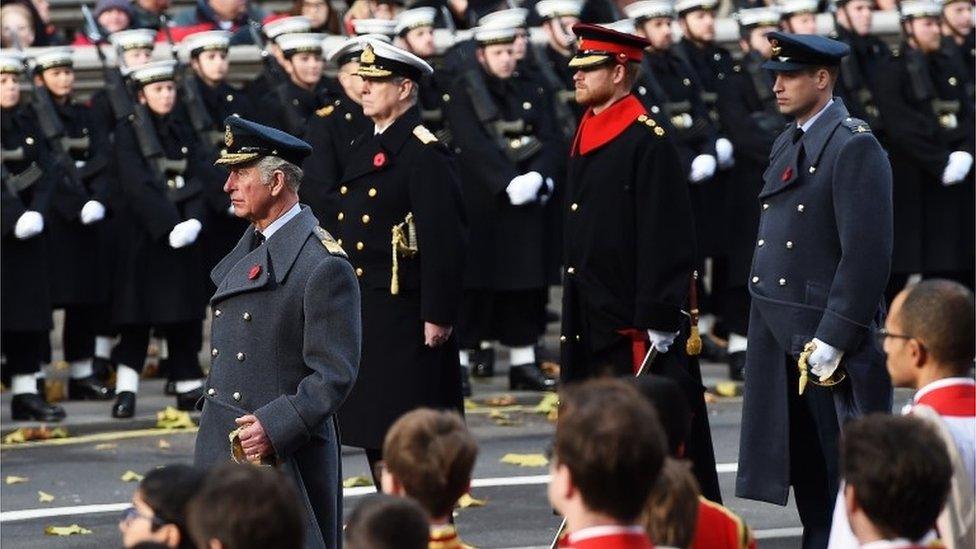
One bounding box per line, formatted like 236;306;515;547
193;116;361;549
734;32;893;549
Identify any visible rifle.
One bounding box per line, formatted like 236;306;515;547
82;4;135;123
462;69;543;164
8;34;84;192
247;19;306;133
159;14;219;148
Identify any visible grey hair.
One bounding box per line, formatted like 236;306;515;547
394;76;420;106
256;155;303;192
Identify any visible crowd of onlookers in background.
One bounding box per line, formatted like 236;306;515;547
111;279;974;549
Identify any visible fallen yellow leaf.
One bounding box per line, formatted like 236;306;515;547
3;427;69;445
120;470;144;483
38;491;54;503
156;407;195;430
157;439;171;449
533;393;559;415
342;476;372;488
488;410;522;426
500;453;549;467
44;524;92;536
5;476;28;485
484;394;517;407
714;382;740;398
457;493;486;508
463;399;478;411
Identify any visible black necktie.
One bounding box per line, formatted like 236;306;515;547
792;127;805;144
249;231;265;251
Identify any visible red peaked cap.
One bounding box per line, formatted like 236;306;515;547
570;23;650;66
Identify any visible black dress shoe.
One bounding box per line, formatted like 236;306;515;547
700;334;728;363
728;351;746;382
509;363;557;391
471;348;495;378
92;356;114;382
460;366;472;398
69;376;115;400
176;386;205;411
11;394;66;422
112;391;136;419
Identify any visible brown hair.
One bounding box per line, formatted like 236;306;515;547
382;408;479;518
555;378;668;523
899;279;975;372
346;493;429;549
186;463;305;549
640;458;700;548
290;0;340;34
842;414;952;541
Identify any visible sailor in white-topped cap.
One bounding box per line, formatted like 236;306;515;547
624;0;675;22
0;51;23;74
334;39;468;484
180;29;231;58
262;14;312;40
109;56;210;420
393;7;453;147
940;0;974;78
301;35;375;232
255;32;330;135
352;18;397;38
395;7;437;59
478;8;531;60
30;45;121;407
395;6;436;40
826;0;889;131
445;10;562;394
598;18;638;33
534;0;584;131
241;16;311;105
109;28;157;68
777;0;820;33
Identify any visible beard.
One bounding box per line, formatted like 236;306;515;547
575;78;615;107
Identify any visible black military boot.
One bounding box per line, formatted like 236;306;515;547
112;391;136;419
176;386;205;412
92;356;114;382
460;366;472;398
11;394;66;422
471;347;495;378
728;351;746;381
69;375;115;400
509;363;557;391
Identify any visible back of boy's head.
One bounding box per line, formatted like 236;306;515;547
632;375;692;456
382;408;478;518
898;279;975;373
139;464;207;549
641;457;700;548
346;493;428;549
842;414;952;541
555;378;668;523
186;463;305;549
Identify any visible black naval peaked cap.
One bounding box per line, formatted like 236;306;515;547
762;31;851;71
215;116;312;167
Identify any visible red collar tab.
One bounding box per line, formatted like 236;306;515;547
916;383;976;417
572;94;647;156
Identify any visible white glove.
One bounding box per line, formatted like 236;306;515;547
808;337;844;381
506;171;544;206
13;210;44;240
79;200;106;225
168;218;202;249
689;154;717;183
715;138;735;169
647;329;678;354
941;151;973;185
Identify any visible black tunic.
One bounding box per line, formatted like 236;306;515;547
334;110;467;450
1;105;54;333
257;78;331;137
111;112;211;326
831;25;890;136
444;67;562;291
874;44;975;275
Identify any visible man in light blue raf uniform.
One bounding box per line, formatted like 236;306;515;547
734;32;893;549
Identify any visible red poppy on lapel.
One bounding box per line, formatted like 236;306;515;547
373;152;386;168
781;166;793;182
248;264;261;280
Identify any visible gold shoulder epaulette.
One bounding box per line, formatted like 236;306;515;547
413;124;438;144
315;105;335;117
314;226;346;258
637;114;666;137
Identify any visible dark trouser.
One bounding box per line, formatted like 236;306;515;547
786;353;840;549
720;286;751;336
112;321;203;382
1;331;48;378
57;305;96;363
457;288;547;349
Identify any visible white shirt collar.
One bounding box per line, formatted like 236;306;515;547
798;98;835;133
567;525;645;543
374;122;392;135
913;377;976;404
256;202;301;241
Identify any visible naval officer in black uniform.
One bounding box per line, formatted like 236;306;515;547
332;39;467;486
734;32;894;549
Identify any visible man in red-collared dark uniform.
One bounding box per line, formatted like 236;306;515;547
558;23;721;503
